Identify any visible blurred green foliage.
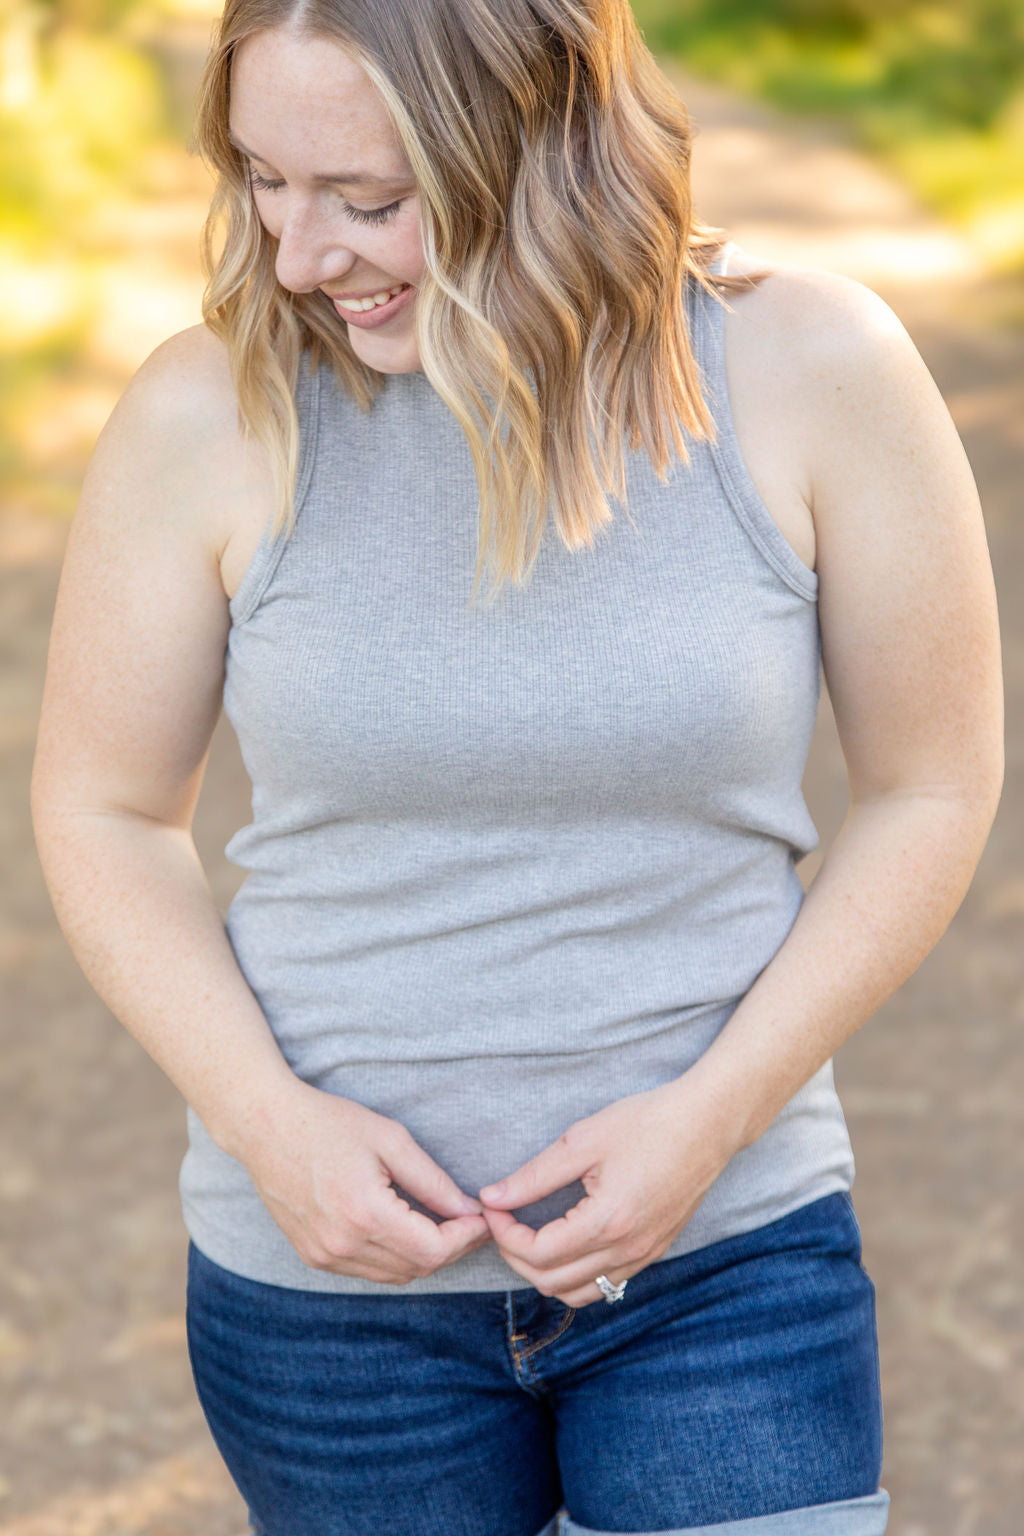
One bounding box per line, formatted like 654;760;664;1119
640;0;1023;130
1;1;168;250
1;0;191;514
31;0;147;25
635;0;1024;270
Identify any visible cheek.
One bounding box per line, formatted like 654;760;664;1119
252;194;284;241
395;209;426;279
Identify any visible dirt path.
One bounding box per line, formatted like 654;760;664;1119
2;65;1021;1536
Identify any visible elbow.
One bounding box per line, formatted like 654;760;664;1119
971;735;1006;843
29;753;60;848
29;745;78;846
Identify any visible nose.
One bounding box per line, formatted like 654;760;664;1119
272;200;355;295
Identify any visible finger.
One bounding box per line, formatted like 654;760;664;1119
491;1241;638;1307
377;1199;491;1270
313;1227;431;1284
324;1256;418;1284
438;1214;494;1241
481;1194;608;1270
384;1130;484;1219
338;1217;491;1282
432;1212;495;1263
478;1133;589;1211
553;1267;638;1308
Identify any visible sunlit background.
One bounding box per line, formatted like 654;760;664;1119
2;0;1022;528
2;4;1022;1534
1;0;218;528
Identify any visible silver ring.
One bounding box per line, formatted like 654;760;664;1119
594;1273;627;1303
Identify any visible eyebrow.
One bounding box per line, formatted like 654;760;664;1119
228;132;412;189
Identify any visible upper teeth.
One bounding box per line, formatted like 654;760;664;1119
337;283;409;312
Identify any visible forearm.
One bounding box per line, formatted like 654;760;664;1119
682;786;1000;1155
32;805;297;1159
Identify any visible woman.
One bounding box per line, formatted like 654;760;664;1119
31;0;1002;1532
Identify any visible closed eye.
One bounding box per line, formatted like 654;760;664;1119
247;169;403;225
344;200;404;226
248;168;285;194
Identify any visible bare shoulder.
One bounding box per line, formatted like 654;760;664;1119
715;250;999;810
721;252;936;411
705;252;923;573
109;323;238;450
713;252;961;566
728;256;961;486
723;246;898;326
86;323;274;587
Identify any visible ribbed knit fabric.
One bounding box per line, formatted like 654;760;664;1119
179;246;855;1292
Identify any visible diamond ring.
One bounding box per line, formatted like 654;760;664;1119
594;1273;627;1303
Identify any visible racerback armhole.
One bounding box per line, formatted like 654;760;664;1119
696;244;819;603
228;350;323;626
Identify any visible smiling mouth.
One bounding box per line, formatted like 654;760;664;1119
332;282;411;313
326;281;415;329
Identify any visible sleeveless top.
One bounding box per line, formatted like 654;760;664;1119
179;244;855;1292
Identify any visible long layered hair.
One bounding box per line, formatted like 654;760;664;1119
194;0;751;602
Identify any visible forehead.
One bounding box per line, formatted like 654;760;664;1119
229;27;409;172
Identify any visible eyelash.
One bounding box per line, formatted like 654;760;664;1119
247;169;403;225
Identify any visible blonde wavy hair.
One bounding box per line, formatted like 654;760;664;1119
195;0;754;603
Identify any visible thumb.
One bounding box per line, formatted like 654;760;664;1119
385;1133;483;1219
479;1133;585;1209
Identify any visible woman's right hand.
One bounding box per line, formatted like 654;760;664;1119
234;1080;493;1284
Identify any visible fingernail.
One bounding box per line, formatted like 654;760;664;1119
460;1196;484;1215
480;1182;505;1201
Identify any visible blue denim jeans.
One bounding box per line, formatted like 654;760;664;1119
185;1192;888;1535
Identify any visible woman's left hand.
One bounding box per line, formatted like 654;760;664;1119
477;1076;739;1306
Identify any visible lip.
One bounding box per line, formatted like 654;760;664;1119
327;282;414;329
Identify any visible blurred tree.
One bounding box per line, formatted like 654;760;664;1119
882;1;1023;130
643;0;1023;129
1;1;167;246
32;0;145;30
1;0;187;512
636;0;1024;270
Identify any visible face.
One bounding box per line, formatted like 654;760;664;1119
229;27;426;374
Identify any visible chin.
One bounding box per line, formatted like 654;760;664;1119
352;336;423;376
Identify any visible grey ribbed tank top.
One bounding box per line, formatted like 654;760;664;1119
179;246;854;1292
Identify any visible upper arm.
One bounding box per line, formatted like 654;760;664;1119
765;270;1003;808
32;325;270;829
